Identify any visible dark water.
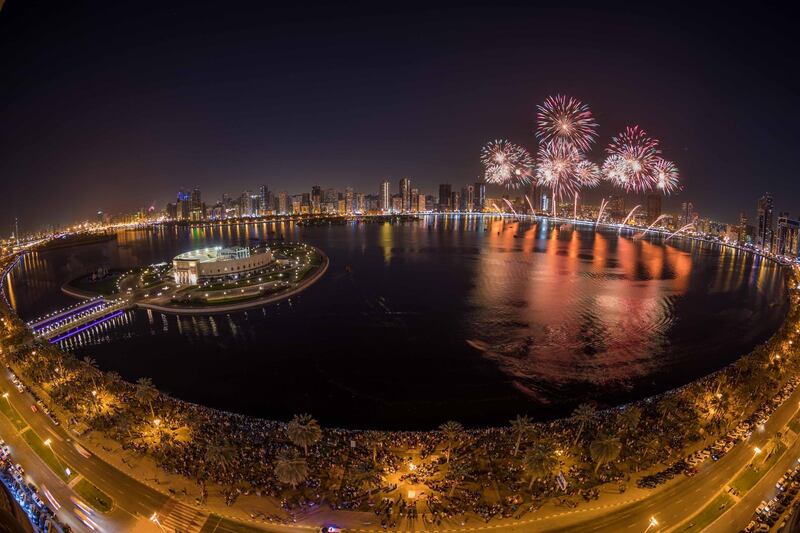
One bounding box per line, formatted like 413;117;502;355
3;216;789;430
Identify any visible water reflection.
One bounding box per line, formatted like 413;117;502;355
3;217;789;429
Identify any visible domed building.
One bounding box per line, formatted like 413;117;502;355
172;246;273;285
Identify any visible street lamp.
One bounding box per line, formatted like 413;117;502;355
43;438;69;477
149;512;166;532
644;516;659;532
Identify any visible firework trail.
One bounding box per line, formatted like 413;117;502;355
604;126;661;192
525;195;536;217
596;198;608;226
502;198;519;218
619;205;641;233
536;95;598;152
667;223;694;241
481;140;534;188
634;214;670;240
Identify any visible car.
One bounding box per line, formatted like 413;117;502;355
30;404;37;413
319;527;341;533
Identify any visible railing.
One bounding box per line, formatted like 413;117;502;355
30;298;130;341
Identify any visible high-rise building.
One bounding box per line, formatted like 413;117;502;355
461;185;475;212
777;214;800;258
258;185;270;215
311;185;322;213
345;187;354;214
607;195;625;221
756;193;774;252
278;191;288;214
680;201;694;226
737;213;748;244
356;193;366;213
399;178;412;212
438;184;452;211
380;180;391;212
474;182;486;212
645;193;661;224
391;194;403;212
410;188;420;213
450;190;460;212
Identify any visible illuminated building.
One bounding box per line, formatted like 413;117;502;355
173;246;273;284
380;180;391;212
757;193;774;252
399;178;411;212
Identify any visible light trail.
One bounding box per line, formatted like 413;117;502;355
618;205;641;233
595;198;608;227
502;198;519;218
634;214;670;240
525;195;536;217
666;223;694;241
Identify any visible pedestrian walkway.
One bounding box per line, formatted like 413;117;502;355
159;499;209;532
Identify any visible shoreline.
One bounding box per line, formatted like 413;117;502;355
58;246;329;316
1;225;792;432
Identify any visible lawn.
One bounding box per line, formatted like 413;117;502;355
21;429;76;483
0;397;27;431
680;492;734;532
74;478;113;513
731;443;787;493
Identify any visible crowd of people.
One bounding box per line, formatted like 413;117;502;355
1;266;799;528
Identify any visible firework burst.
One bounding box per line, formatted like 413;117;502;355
535;141;582;200
536;95;598;152
481;140;534;188
574;159;601;188
605;126;661;192
653;158;680;194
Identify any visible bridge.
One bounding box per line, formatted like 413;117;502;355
28;297;131;343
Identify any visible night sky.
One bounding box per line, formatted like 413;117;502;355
1;2;797;233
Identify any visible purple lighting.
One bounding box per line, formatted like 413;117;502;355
49;310;124;344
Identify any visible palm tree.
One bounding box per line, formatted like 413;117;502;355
657;395;682;426
135;377;157;418
439;420;464;463
523;447;557;490
510;415;533;456
204;439;235;476
104;371;122;391
617;406;641;433
274;450;308;489
570;403;596;446
286;414;322;455
446;459;472;496
82;356;101;390
350;461;383;496
590;434;622;473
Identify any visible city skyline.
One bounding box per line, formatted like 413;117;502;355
2;2;800;232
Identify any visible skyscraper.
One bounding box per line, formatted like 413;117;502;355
345;187;354;214
438;184;452;211
646;193;661;224
738;212;748;244
311;185;321;213
399;178;411;212
380;180;391;212
777;213;800;258
461;185;475;212
756;193;774;252
258;185;270;215
474;182;486;212
278;191;288;214
410;188;419;213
